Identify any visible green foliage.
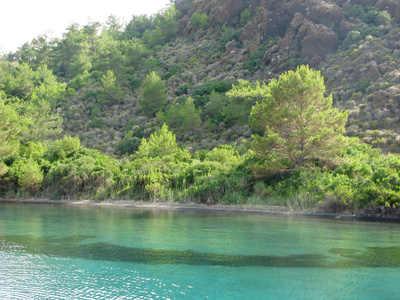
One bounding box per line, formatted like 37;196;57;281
13;34;53;70
98;70;123;106
191;12;209;29
45;147;120;200
139;71;167;117
24;96;63;141
345;5;391;26
0;93;21;160
123;15;155;40
48;136;81;161
262;143;400;210
142;6;179;48
116;131;141;156
232;65;349;174
160;97;202;134
19;141;45;160
220;25;242;44
240;8;252;26
356;77;372;93
87;117;105;129
67;70;91;90
15;159;44;192
204;91;227;123
2;2;400;213
245;45;266;73
174;84;192;96
136;124;179;158
192;80;232;107
341;30;362;50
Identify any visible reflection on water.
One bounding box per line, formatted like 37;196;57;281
0;203;400;299
3;234;400;269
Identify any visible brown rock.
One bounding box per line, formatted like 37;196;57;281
378;64;388;75
285;13;340;60
309;1;343;27
239;6;291;44
364;61;383;81
286;0;312;17
301;24;341;59
373;90;388;109
308;55;323;69
203;0;247;27
278;30;301;55
338;20;357;38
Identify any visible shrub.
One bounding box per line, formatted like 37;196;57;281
191;12;209;29
240;9;251;26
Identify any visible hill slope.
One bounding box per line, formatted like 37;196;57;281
2;0;400;155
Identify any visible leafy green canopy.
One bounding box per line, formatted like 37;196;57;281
0;94;21;175
136;123;179;158
230;65;349;174
139;71;167;117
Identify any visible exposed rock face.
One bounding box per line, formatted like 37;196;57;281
277;12;341;66
178;0;348;66
176;0;397;70
287;0;343;27
239;7;292;43
202;0;247;27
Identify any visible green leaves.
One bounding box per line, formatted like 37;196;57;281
136;124;179;158
231;65;349;174
0;93;21;159
160;97;201;135
191;12;209;29
139;72;167;117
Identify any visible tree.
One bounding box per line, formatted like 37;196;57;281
136;123;179;158
155;6;179;43
191;12;209;29
229;65;349;174
15;159;43;192
98;70;122;106
0;94;21;156
240;8;251;26
24;95;63;141
12;34;54;70
139;71;167;117
160;97;201;134
123;15;155;40
0;93;21;175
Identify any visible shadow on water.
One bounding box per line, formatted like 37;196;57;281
1;235;400;268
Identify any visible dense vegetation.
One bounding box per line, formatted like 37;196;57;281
1;0;400;215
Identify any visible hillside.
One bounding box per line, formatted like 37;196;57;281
1;0;399;157
3;0;400;213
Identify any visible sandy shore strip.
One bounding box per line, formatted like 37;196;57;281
2;198;398;222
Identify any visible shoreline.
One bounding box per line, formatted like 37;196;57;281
1;198;399;222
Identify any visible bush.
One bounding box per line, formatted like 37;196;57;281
87;117;105;129
240;9;251;26
16;159;43;193
191;12;209;29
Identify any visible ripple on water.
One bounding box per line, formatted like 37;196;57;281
0;249;196;300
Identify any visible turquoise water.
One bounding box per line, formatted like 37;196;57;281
0;203;400;299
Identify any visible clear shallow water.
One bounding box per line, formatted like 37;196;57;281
0;203;400;299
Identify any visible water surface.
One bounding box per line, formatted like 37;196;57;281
0;203;399;299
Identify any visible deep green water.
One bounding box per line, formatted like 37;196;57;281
1;203;400;299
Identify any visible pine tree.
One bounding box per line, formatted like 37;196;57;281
139;72;167;117
228;65;349;174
